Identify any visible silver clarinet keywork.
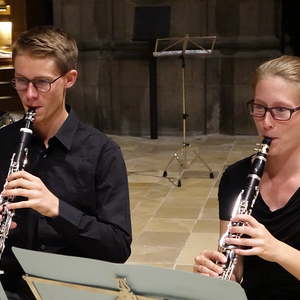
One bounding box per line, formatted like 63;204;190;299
0;108;35;272
218;136;272;280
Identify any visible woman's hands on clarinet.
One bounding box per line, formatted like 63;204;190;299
194;249;243;282
193;214;283;282
0;170;59;218
226;214;282;263
193;250;227;278
193;219;239;281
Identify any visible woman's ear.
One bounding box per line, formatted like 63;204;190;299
64;69;78;88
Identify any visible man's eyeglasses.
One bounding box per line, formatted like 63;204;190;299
11;74;65;93
247;100;300;121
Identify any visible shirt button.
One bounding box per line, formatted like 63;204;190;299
40;244;46;250
42;154;47;158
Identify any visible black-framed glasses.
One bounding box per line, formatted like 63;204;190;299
247;100;300;121
11;74;65;93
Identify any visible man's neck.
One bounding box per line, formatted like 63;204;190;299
35;109;68;147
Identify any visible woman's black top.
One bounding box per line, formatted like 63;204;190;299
219;156;300;300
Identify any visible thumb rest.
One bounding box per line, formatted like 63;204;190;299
217;136;272;280
0;108;35;272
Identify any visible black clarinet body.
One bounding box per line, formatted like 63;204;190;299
218;136;272;280
0;108;35;266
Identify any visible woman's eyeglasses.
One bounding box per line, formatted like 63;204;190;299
247;100;300;121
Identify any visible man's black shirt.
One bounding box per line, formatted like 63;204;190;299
0;107;131;295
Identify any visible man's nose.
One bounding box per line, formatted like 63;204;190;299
25;82;38;98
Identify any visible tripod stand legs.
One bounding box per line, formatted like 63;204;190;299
191;149;214;178
162;150;185;187
162;143;214;187
161;54;214;186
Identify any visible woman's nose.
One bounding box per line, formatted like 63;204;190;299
262;111;274;129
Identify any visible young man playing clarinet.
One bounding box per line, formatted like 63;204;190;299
0;26;132;300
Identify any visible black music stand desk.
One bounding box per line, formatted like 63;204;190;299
12;247;247;300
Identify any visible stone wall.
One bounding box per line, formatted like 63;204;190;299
53;0;282;136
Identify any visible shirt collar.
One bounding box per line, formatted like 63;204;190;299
51;105;79;151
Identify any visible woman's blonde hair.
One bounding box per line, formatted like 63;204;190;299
12;26;78;74
253;55;300;88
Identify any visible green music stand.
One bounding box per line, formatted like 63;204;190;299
0;281;8;300
12;247;247;300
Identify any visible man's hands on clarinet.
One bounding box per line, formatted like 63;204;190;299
0;170;59;227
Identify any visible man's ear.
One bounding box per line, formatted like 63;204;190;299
64;69;78;88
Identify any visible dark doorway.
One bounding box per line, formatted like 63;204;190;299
26;0;53;29
282;2;300;55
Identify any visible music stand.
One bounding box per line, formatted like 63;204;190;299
153;35;216;187
0;281;8;300
12;247;247;300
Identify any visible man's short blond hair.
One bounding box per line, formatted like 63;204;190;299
12;26;78;74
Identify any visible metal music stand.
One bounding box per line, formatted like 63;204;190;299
153;35;216;187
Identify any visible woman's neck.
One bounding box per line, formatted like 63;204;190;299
266;150;300;179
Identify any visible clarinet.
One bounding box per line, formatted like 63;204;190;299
218;136;272;280
0;108;35;263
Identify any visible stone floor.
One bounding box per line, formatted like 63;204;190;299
110;134;260;272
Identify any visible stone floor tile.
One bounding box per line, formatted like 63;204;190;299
193;219;220;233
184;232;219;249
176;247;203;265
135;231;190;248
108;134;256;270
175;265;194;272
144;218;195;233
127;246;181;265
155;206;201;219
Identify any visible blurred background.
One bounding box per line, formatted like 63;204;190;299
1;0;299;137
